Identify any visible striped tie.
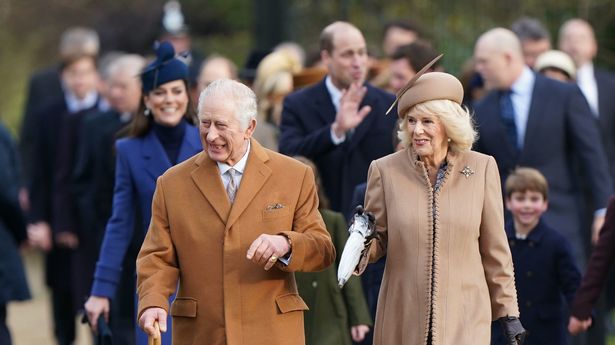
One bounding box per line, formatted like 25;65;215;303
226;168;237;203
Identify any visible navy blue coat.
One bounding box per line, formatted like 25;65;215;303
473;74;613;264
0;123;30;304
492;219;580;345
91;122;201;298
279;80;396;216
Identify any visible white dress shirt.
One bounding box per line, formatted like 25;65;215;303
64;90;98;114
576;63;599;117
325;76;347;145
510;66;535;149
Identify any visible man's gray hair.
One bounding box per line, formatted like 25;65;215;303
511;16;551;42
198;79;257;129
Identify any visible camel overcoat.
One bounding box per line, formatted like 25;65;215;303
137;139;335;345
356;148;519;345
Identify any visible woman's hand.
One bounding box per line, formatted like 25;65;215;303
84;295;110;332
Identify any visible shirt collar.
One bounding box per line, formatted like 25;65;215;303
510;66;535;96
577;63;594;82
325;75;343;111
217;140;251;175
65;90;98;113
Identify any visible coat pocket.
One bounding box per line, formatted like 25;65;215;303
275;293;309;314
170;297;197;317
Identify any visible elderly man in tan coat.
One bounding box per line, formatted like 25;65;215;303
136;79;335;345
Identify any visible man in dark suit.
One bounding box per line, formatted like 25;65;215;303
279;21;397;216
559;19;615;195
20;27;99;188
28;50;101;345
472;28;612;269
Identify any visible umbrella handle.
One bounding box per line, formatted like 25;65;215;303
148;320;162;345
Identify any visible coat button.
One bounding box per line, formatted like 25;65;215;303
526;271;533;277
312;281;318;288
529;241;535;247
525;301;532;307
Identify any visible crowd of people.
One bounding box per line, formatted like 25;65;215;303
1;5;615;345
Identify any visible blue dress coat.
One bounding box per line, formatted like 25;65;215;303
91;121;201;344
491;219;581;345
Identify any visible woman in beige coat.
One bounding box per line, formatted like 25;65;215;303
356;65;526;345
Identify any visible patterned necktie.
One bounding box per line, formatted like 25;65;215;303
226;168;237;203
499;89;519;152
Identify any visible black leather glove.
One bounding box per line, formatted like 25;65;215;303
498;316;527;345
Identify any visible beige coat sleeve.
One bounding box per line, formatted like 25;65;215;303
355;160;388;275
136;177;180;318
479;156;520;319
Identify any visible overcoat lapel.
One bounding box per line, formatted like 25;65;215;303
520;76;546;163
141;130;172;180
226;140;272;230
191;152;231;223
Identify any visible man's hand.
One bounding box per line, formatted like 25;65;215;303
350;325;370;342
332;83;372;137
55;231;79;249
27;222;52;251
568;316;592;335
84;296;110;332
591;214;605;245
139;307;167;336
246;234;291;270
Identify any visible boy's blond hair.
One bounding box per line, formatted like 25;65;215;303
505;167;549;200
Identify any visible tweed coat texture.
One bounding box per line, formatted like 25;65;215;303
356;148;519;345
137;139;335;345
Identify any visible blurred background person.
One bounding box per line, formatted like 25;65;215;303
253;50;301;151
27;41;101;345
0;121;30;345
71;53;146;344
382;20;421;58
293;156;372;345
84;41;201;345
279;21;397;217
388;40;440;93
534;50;576;82
511;16;552;68
193;54;238;101
19;27;100;208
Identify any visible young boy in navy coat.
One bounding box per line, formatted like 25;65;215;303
492;167;581;345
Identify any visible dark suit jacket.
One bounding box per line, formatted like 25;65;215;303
279;79;396;216
595;68;615;184
19;66;64;184
571;196;615;319
473;74;613;263
492;219;580;345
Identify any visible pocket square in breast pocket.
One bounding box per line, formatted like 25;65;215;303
263;203;289;220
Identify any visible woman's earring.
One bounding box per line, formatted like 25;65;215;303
144;108;151;116
447;138;452;143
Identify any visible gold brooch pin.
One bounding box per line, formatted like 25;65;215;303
460;166;475;178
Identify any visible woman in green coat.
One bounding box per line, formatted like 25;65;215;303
294;156;372;345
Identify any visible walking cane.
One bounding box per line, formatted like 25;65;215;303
148;320;162;345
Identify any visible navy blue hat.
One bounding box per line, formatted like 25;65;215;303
141;41;188;93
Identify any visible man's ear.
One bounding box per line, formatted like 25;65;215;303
505;198;512;211
321;50;330;65
244;118;257;139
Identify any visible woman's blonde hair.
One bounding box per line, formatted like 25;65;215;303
397;99;477;153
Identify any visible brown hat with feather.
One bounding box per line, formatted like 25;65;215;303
386;54;464;118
